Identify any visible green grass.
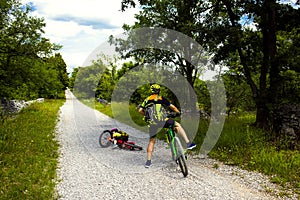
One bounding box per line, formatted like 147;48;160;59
208;116;300;195
85;100;148;131
91;101;300;195
0;99;65;199
94;102;112;117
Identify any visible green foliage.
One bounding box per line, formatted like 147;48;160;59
94;101;112;117
222;72;255;115
0;99;65;199
72;63;106;99
0;0;66;100
70;1;300;157
119;0;300;132
279;69;300;103
70;59;187;107
249;149;300;185
114;0;212;87
194;79;210;112
69;67;79;91
96;68;116;101
204;2;299;128
47;53;69;90
208;114;300;192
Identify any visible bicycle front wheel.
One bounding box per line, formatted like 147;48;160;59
174;137;188;177
99;130;112;148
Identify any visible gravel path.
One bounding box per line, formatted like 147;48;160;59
55;90;297;199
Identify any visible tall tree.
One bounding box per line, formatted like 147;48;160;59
119;0;300;130
0;0;62;100
113;0;215;111
207;0;300;128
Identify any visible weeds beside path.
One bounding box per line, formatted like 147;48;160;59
0;99;65;199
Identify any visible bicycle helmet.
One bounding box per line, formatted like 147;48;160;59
150;84;160;94
111;128;118;132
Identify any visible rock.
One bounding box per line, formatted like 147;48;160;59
273;104;300;149
0;98;45;114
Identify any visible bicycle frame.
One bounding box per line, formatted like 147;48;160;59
165;122;188;177
167;127;179;159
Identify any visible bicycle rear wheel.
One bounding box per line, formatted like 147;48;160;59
174;137;188;177
99;130;112;148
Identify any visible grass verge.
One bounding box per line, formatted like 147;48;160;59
207;116;300;196
0;99;65;199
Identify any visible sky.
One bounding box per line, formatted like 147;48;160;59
20;0;298;74
20;0;140;74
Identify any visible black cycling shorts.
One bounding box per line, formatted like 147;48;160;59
149;118;175;138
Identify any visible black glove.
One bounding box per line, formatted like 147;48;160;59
175;112;181;117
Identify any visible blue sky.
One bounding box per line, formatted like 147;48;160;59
21;0;139;73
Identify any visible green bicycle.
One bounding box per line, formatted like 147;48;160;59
165;113;188;177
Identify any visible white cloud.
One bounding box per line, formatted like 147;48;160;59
21;0;139;73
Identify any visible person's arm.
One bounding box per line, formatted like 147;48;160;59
162;96;180;115
138;98;148;116
138;107;145;115
169;104;180;114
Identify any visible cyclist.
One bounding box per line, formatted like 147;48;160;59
110;128;129;149
138;84;196;168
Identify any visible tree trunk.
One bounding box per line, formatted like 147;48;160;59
255;0;278;130
268;1;279;105
255;97;270;129
186;62;198;113
222;0;277;129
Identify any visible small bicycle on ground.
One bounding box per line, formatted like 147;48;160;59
99;129;143;151
165;112;188;177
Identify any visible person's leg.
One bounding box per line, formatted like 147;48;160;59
147;137;156;160
145;124;159;168
112;138;118;148
173;122;189;143
145;137;155;168
174;121;196;149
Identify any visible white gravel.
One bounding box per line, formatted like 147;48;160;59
55;90;298;200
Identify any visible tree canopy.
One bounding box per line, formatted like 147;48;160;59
114;0;300;131
0;0;68;100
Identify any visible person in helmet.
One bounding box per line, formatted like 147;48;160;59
138;84;196;168
110;128;129;149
